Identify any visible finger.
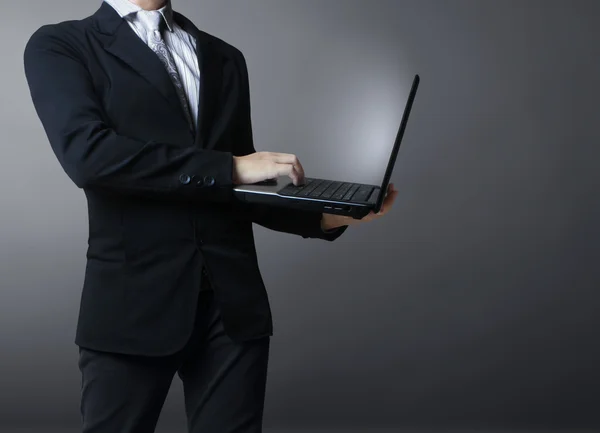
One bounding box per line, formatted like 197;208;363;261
384;191;397;207
275;162;302;185
266;152;301;168
269;161;291;180
268;152;305;183
290;164;304;185
378;190;398;215
337;215;357;225
295;159;305;181
380;185;391;199
290;159;305;183
388;189;399;203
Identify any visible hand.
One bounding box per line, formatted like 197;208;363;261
233;152;305;186
320;183;399;230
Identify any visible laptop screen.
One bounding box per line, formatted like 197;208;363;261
375;74;420;213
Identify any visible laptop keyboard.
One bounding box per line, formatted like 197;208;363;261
278;178;374;203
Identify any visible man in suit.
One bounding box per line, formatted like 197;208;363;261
23;0;398;431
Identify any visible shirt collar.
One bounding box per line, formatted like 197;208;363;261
103;0;175;32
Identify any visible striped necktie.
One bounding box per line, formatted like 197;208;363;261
138;9;195;133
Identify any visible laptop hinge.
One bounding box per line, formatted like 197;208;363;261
367;187;379;204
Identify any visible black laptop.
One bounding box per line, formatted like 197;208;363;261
233;74;420;219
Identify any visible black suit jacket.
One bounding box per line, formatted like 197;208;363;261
23;2;346;356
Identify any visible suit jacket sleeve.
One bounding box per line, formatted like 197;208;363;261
233;50;348;241
23;25;234;202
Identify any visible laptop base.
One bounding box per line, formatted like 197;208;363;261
233;177;378;219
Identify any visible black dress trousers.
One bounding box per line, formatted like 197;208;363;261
78;270;271;433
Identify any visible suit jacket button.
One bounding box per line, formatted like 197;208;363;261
179;174;191;185
203;176;215;186
196;178;204;187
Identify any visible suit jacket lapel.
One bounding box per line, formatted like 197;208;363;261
173;11;223;149
198;41;223;149
92;3;194;139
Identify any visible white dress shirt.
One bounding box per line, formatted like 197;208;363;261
103;0;200;131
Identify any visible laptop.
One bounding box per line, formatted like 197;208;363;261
233;74;420;220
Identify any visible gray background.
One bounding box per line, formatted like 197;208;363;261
1;0;599;430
